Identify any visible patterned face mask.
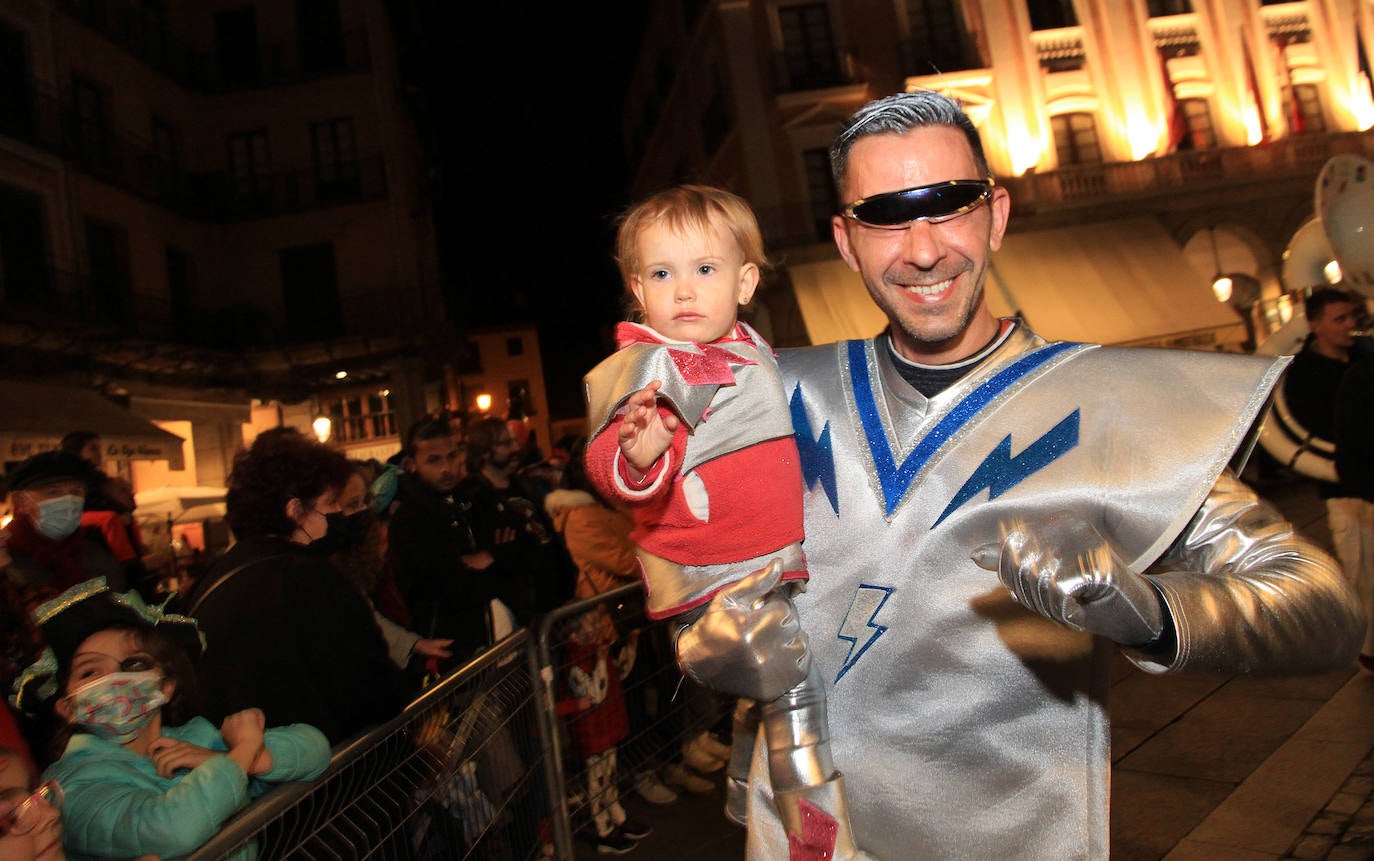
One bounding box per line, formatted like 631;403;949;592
65;671;167;744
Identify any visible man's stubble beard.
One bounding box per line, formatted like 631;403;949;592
882;280;985;355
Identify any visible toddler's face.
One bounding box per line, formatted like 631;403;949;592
630;216;758;344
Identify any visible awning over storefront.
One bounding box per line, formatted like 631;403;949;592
0;381;186;470
789;217;1247;349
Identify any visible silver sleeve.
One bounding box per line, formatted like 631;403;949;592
1128;470;1365;675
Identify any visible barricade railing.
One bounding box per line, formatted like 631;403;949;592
183;585;732;860
185;630;553;860
534;584;731;857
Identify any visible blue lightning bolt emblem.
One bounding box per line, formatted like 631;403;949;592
836;584;894;683
790;383;838;513
932;409;1080;529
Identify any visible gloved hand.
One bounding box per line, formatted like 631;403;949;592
972;511;1165;646
675;559;811;702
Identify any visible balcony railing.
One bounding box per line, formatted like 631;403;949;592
754;129;1374;249
58;0;371;91
0;84;387;220
182;155;389;222
1004;130;1374;212
1031;27;1085;71
0;261;443;350
0;262;139;334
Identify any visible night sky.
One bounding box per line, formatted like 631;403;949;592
403;3;650;421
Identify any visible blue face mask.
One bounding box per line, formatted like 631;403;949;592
34;494;84;541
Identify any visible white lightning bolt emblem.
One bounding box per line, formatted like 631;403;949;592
836;585;894;682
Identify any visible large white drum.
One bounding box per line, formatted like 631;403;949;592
1317;154;1374;299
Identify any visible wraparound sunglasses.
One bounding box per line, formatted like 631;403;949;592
841;179;995;228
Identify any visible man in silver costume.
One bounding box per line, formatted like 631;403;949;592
677;90;1365;860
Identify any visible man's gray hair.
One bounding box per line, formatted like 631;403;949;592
829;90;991;196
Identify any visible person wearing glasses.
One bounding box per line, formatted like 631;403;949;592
0;745;64;861
687;89;1362;860
583;184;871;859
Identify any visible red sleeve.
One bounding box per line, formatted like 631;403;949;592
79;511;137;561
584;409;687;506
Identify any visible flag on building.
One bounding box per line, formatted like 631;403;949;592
1159;48;1188;151
1359;20;1374;103
1241;28;1271;143
1275;36;1304;134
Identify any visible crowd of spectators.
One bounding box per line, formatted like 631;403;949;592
0;414;699;858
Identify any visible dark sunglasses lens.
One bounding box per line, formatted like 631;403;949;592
854;183;987;225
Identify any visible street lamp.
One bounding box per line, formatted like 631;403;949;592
475;393;492;413
1211;274;1234;303
1212;272;1262;350
312;415;333;443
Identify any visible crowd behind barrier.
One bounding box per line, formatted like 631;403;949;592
182;583;728;861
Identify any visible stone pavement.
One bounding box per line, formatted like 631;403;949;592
1291;754;1374;860
1112;469;1374;861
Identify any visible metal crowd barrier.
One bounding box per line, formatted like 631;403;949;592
183;585;732;860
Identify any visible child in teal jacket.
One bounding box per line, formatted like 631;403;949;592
12;577;331;861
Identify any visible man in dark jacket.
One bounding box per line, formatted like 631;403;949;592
456;417;576;623
387;417;529;662
1284;288;1361;495
1335;330;1374;670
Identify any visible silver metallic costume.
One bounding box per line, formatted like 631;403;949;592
734;321;1363;860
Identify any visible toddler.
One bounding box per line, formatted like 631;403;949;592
582;185;868;859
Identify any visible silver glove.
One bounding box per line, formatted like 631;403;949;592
675;558;811;703
973;511;1164;646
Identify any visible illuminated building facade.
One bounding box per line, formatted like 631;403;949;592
622;0;1374;351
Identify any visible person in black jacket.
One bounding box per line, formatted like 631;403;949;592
184;427;409;745
456;418;576;626
387;417;531;663
1335;333;1374;670
1284;288;1361;496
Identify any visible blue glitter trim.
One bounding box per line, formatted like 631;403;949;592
848;339;1081;516
932;408;1080;528
790;383;838;514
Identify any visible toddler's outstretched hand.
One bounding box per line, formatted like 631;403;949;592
619;380;679;474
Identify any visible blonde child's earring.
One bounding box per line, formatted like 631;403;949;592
738;263;760;305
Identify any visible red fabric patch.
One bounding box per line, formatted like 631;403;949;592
669;344;756;386
787;797;839;861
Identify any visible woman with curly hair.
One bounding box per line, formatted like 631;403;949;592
182;428;409;745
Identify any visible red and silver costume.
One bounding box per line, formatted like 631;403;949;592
585;320;870;859
584;320;806;619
